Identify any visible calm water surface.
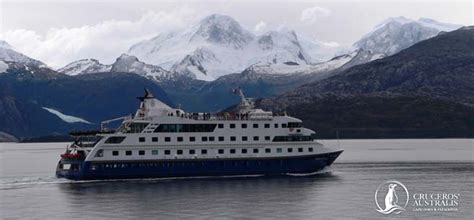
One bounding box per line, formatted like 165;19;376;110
0;139;473;219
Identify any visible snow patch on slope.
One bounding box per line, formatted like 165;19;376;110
42;107;92;124
58;59;111;75
0;61;8;73
243;50;357;76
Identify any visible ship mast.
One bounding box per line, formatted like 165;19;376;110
233;88;254;112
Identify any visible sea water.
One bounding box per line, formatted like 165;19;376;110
0;139;472;219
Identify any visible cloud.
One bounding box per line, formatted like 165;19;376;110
318;41;340;47
0;8;202;68
300;6;331;24
254;21;267;33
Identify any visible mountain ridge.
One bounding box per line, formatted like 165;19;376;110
128;14;344;80
256;26;474;138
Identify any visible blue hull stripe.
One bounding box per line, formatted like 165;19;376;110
56;151;342;180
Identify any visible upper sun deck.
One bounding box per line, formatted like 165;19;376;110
133;109;279;122
131;88;283;122
99;88;302;133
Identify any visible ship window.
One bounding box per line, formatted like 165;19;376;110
298;148;303;153
165;137;171;142
139;137;145;142
218;124;224;128
139;150;145;155
165;150;171;155
105;136;125;144
265;136;270;141
272;136;314;142
265;148;271;153
218;136;224;141
274;123;279;128
242;136;248;141
230;124;235;128
253;123;258;128
230;149;236;154
277;148;282;153
112;151;119;156
126;151;132;156
177;150;183;155
177;137;183;142
189;137;195;142
308;147;313;152
230;136;236;141
242;149;247;154
152;150;158;155
288;122;303;128
209;136;215;142
154;123;217;133
264;123;270;128
253;136;259;141
202;136;208;142
169;124;176;132
95;149;104;157
201;149;208;154
218;149;224;154
152;137;158;142
189;149;195;154
288;148;293;153
241;123;247;128
253;148;259;153
282;123;287;128
129;123;149;133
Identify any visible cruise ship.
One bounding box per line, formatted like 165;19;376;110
56;89;343;180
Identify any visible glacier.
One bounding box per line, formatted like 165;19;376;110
42;107;92;124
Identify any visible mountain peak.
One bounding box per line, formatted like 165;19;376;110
418;17;437;23
374;16;414;29
0;40;12;50
58;58;111;75
354;17;461;56
128;14;342;80
200;14;238;25
0;41;47;68
116;53;139;62
192;14;255;48
111;53;186;81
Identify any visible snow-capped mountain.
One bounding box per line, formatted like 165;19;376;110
57;59;111;75
111;54;184;82
58;54;183;82
0;40;56;76
354;17;461;56
242;50;358;76
128;14;342;81
0;40;13;50
0;40;47;67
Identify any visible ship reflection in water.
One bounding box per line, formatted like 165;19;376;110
58;174;341;218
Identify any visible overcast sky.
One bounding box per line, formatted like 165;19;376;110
1;0;472;68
